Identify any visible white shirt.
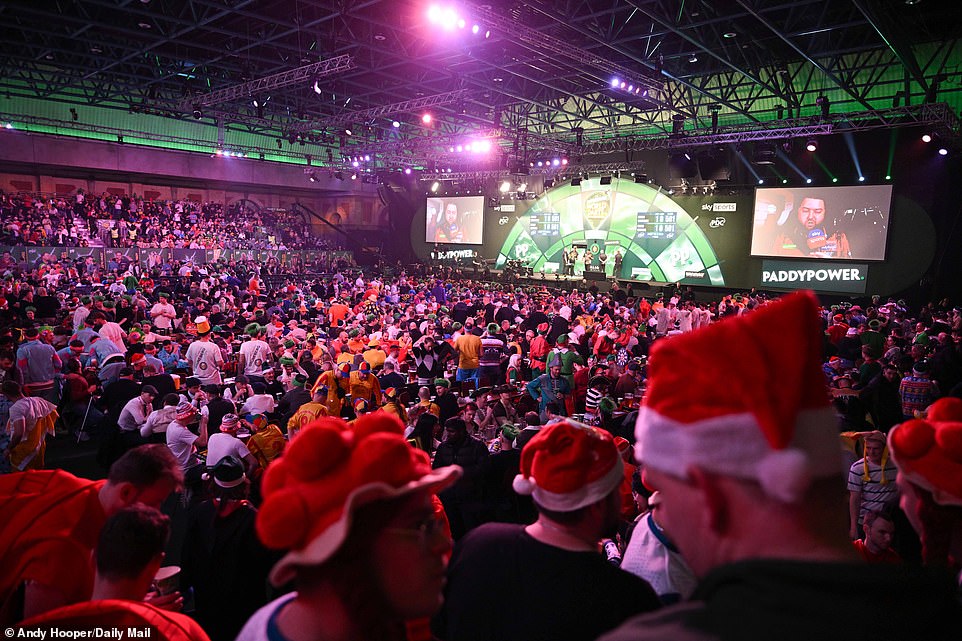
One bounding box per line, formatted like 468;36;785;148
240;394;276;416
185;339;224;384
239;339;272;376
150;302;176;329
165;420;199;470
206;432;251;468
118;396;152;432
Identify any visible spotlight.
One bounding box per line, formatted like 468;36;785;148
430;181;440;192
518;182;527;192
938;148;948;156
422;113;432;124
832;177;838;183
922;133;932;143
758;179;764;185
806;139;818;152
805;178;812;184
392;120;400;128
611;78;620;88
313;80;322;95
485;30;490;38
499;181;511;193
192;107;202;119
404;167;412;175
308;172;317;182
886;174;892;180
782;179;788;184
345;128;352;136
858;176;865;181
472;24;479;34
351;172;358;180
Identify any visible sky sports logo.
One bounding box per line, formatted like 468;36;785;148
761;260;868;294
701;202;737;212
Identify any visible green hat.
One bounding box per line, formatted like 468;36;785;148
487;323;499;334
24;306;36;313
348;329;360;338
452;322;463;330
279;356;296;366
426;313;437;320
284;339;295;348
122;295;132;302
103;301;115;309
94;295;105;302
440;306;450;314
599;397;617;413
868;319;881;330
81;296;92;304
499;423;520;442
211;325;223;333
434;378;450;388
555;334;569;346
245;322;262;336
292;374;307;387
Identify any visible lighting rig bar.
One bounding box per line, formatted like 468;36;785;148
419;161;646;182
178;55;355;110
297;89;471;133
575;103;961;153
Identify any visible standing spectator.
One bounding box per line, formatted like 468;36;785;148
149;291;176;332
2;381;59;471
432;417;489;540
236;414;462;641
0;445;182;624
599;292;961;641
899;359;939;419
16;327;61;405
184;317;224;385
434;422;659;641
848;430;899;539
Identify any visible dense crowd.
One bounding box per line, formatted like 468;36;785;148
1;192;333;250
1;255;961;640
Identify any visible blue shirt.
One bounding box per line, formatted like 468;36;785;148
17;340;60;385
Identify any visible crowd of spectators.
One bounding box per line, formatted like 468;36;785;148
1;254;961;640
1;191;334;251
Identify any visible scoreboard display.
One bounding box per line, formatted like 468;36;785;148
529;211;561;237
635;211;677;240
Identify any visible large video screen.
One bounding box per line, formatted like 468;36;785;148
750;185;893;260
425;196;484;245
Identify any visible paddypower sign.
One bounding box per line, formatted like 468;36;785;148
761;260;868;294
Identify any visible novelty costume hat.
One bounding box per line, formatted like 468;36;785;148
175;401;198;422
257;413;462;585
512;421;623;512
634;291;839;504
887;397;962;507
194;316;212;335
220;413;240;431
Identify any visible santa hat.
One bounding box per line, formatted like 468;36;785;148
257;413;462;586
887;398;962;507
634;291;839;504
194;315;212;335
512;421;623;512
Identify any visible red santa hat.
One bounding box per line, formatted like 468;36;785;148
634;291;839;503
257;413;461;586
887;398;962;507
512;421;623;512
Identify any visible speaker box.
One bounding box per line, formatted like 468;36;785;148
583;270;607;282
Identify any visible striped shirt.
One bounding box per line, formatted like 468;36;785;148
847;458;898;524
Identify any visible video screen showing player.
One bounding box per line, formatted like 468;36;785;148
751;185;893;261
425;196;484;245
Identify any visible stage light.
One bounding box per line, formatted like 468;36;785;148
805;178;812;184
552;159;560;166
352;161;360;167
427;5;441;23
457;18;465;29
939;148;948;156
500;181;511;193
886;174;892;180
611;78;620;88
422;113;433;124
832;177;838;183
192;107;202;119
392;120;400;128
404;167;412;175
308;173;317;182
364;155;371;161
858;176;865;181
472;24;479;34
484;30;490;38
782;179;788;184
430;181;440;192
922;133;932;143
561;158;568;165
627;85;634;92
313;80;322;95
440;8;458;30
351;172;358;180
758;179;764;185
345;128;352;136
806;139;817;152
518;182;527;192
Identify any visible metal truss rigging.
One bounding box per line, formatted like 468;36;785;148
178;55;356;110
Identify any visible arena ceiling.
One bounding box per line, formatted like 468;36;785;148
1;0;961;171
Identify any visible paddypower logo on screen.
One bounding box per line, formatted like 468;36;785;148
760;260;868;294
762;266;864;284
